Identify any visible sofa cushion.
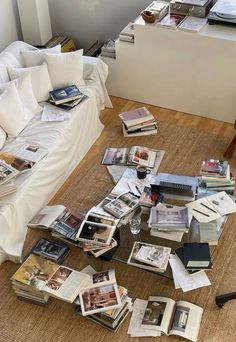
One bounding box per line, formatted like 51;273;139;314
0;74;42;114
44;49;85;89
0;65;9;83
8;64;53;102
0;83;34;137
21;45;61;67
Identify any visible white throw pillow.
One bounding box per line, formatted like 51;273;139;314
0;127;7;149
21;45;61;67
44;49;85;89
0;65;9;83
0;74;42;114
0;83;34;137
8;64;53;102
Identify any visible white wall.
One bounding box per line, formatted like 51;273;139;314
0;0;22;51
49;0;151;50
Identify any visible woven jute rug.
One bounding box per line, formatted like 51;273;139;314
0;120;235;342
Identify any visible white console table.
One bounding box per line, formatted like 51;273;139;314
102;17;236;123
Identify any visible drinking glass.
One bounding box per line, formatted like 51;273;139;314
129;208;142;235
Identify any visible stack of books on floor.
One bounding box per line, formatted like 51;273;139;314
49;84;88;110
119;22;134;43
119;107;158;137
29;238;70;264
11;254;90;306
149;204;189;242
74;268;132;331
199;159;234;194
100;38;116;59
127;241;171;273
75;206;119;257
84;40;103;56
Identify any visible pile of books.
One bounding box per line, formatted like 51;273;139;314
75;206;120;257
49;84;88;110
119;107;158;137
199;159;234;194
127;241;171;273
119;22;134;43
11;254;90;305
128;296;203;341
149;204;189;242
75;267;132;331
144;1;170;22
100;38;116;59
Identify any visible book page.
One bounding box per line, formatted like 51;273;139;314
141;296;176;334
130;146;156;168
14;143;48;163
169;300;203;342
207;191;236;216
28;205;66;228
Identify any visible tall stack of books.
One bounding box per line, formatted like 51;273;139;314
199;159;234;194
100;39;116;59
49;85;88;110
119;107;158;137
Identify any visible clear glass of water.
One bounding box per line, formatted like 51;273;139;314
129;208;142;235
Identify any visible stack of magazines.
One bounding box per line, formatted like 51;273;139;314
100;38;116;59
119;107;158;137
127;241;171;273
75;267;132;331
199;159;234;194
48;84;88;110
119;22;134;43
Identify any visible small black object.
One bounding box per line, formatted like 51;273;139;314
215;292;236;308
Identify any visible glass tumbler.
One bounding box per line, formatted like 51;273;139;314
129;208;142;235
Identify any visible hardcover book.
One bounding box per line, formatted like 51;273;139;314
49;85;82;104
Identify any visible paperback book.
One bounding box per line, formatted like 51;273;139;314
140;296;203;342
29;238;70;263
49;85;82;105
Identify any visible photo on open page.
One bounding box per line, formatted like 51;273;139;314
76;221;116;246
51;209;85;240
101;147;129;165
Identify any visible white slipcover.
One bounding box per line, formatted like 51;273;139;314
0;41;112;265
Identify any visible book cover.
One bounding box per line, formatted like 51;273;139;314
49;85;82;104
159;14;186;29
182;243;212;269
29;238;70;263
119;107;154;127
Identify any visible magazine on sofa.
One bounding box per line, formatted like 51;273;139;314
0;152;34;172
140;296;203;342
28;205;85;242
0;159;19;185
11;254;90;303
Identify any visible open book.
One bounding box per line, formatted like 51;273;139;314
11;254;90;303
141;296;203;342
0;159;19;185
79;269;121;316
28;205;85;242
101;146;159;169
103;192;139;219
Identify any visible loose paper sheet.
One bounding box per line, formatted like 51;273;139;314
41;104;70;122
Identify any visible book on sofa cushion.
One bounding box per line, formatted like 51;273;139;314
49;85;82;104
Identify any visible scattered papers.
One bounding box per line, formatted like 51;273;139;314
41;104;70;122
169;255;211;292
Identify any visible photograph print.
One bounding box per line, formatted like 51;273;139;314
142;300;167;327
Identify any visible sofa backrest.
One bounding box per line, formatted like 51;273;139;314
0;41;37;82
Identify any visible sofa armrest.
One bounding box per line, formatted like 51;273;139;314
82;56;112;109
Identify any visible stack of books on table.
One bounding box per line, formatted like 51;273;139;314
74;268;132;331
199;159;234;194
11;254;90;306
127;241;171;273
119;22;134;43
175;242;213;273
145;1;170;22
128;296;203;341
119;107;158;137
48;84;88;110
149;204;189;242
100;38;116;59
75;206;119;257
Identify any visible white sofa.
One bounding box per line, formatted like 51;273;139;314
0;41;112;266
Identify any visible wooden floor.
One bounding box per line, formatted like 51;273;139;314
1;96;236;342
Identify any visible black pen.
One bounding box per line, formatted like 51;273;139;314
200;202;217;213
135;186;142;195
192;208;210;217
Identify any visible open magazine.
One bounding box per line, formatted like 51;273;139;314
28;205;85;242
79;269;121;316
103;192;139;219
0;159;19;185
11;254;90;303
141;296;203;342
101;146;160;169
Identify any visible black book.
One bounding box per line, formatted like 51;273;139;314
182;243;212;270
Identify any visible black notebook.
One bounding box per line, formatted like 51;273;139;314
182;243;212;270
